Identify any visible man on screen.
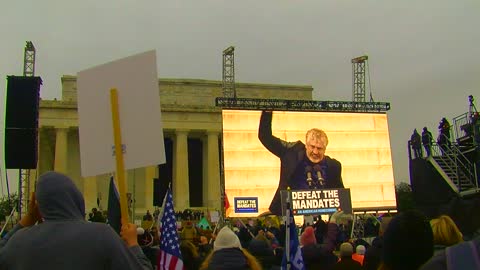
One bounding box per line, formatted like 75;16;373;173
258;110;344;216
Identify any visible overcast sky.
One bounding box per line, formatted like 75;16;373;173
1;0;479;195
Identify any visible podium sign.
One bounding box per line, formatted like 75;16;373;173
281;188;352;216
234;197;259;213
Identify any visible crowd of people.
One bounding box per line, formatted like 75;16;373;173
137;208;478;270
409;116;459;159
1;171;480;269
150;209;478;270
88;207;107;223
176;209;206;221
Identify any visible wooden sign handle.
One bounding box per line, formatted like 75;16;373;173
110;88;129;225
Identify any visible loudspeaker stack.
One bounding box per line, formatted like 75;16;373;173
4;76;42;169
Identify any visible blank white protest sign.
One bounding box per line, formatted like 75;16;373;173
77;50;165;177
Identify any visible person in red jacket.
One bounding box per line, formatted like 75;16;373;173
352;245;365;265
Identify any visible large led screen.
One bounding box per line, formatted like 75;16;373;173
222;110;396;217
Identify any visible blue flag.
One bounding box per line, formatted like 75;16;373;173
107;176;121;234
282;212;305;270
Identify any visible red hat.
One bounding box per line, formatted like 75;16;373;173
300;226;317;246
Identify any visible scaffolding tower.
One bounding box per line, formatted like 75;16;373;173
352;55;368;103
23;41;36;77
222;46;236;99
18;41;36;218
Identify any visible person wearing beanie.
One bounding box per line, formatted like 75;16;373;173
351;245;366;265
200;226;262;270
300;226;317;246
214;226;242;251
301;211;343;270
380;210;434;270
332;242;362;270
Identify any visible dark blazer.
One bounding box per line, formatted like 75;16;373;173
258;111;344;216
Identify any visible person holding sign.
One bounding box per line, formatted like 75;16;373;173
0;172;152;270
258;110;344;216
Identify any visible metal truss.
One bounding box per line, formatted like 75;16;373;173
18;171;31;218
350;207;397;239
352;55;368;103
23;41;36;77
215;97;390;113
18;41;37;218
350;213;366;239
222;46;236;98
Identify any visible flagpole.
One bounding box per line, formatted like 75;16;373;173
157;182;171;225
237;218;255;238
132;169;136;223
209;221;219;245
285;188;292;270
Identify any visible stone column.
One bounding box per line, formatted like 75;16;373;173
173;130;189;210
54;127;68;173
145;166;157;211
37;128;55;175
37;128;47;175
206;131;221;209
83;176;98;212
28;128;42;193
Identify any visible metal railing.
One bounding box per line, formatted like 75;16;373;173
408;136;478;192
453;112;470;141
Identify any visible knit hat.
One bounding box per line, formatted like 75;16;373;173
214;226;242;251
300;226;317;246
355;245;366;255
382;210;433;270
339;242;353;257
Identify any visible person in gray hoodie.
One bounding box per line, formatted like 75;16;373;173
0;171;152;270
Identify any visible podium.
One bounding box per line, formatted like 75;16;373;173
280;188;352;216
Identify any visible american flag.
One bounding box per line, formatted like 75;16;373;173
158;189;184;270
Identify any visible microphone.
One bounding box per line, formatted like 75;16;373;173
313;165;324;187
305;166;313;188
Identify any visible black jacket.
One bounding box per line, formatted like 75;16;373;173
208;248;250;270
363;236;383;270
258;111;344;215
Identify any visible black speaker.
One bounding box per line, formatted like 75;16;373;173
5;129;38;169
5;76;42;129
4;76;42;169
153;178;170;207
